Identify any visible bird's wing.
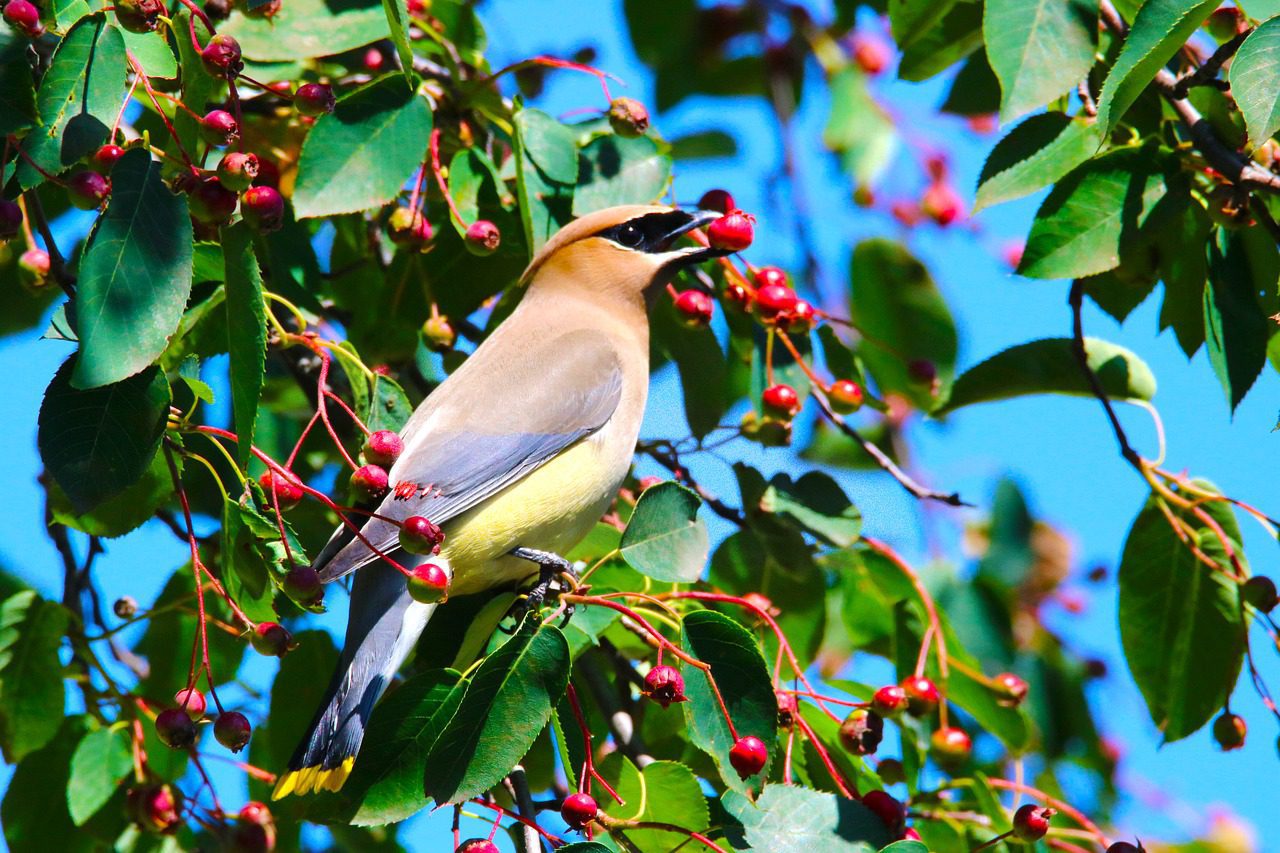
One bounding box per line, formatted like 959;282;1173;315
314;327;623;582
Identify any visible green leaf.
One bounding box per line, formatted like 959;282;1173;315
936;337;1157;414
514;108;575;254
1157;204;1211;358
623;761;711;851
516;108;580;184
1204;223;1271;413
0;30;39;136
670;130;738;160
292;77;432;219
16;15;124;188
48;447;174;538
222;223;267;467
760;471;862;547
0;592;69;762
220;0;389;61
983;0;1097;122
974;113;1102;212
67;725;133;825
723;785;891;851
1119;491;1246;741
849;238;957;409
120;27;176;78
891;0;984;81
573;134;672;216
366;374;413;433
680;610;776;793
2;716;92;853
652;296;730;438
423;616;570;804
940;51;1002;116
1017;149;1179;280
220;499;277;623
823;67;898;188
619;482;709;583
447;147;504;233
72;149;194;389
380;0;414;77
38;360;170;513
1095;0;1220;134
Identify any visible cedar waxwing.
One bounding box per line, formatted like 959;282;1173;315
273;205;725;798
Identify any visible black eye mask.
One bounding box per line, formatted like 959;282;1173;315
595;210;701;253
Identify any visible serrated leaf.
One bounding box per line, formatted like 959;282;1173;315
974;113;1102;212
1095;0;1220;134
573;134;672;216
680;610;776;793
422;616;569;804
722;785;890;851
624;761;711;851
891;0;984;81
71;148;194;389
220;0;389;61
0;592;69;762
514;108;575;252
67;725;132;825
1204;228;1271;412
1157;204;1211;358
222;223;266;467
619;482;709;583
517;108;581;184
0;30;38;136
367;373;413;433
48;447;174;538
380;0;413;76
936;337;1157;414
38;360;170;513
1119;490;1246;741
221;499;276;623
983;0;1097;122
293;77;432;219
120;27;176;78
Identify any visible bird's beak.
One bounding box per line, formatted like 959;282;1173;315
656;210;730;268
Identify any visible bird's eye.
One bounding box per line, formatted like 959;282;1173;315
616;222;643;248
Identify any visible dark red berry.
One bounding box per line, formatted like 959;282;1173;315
871;684;908;717
902;675;940;716
829;379;865;415
174;687;206;719
642;665;687;709
258;469;304;509
728;735;768;779
930;726;972;766
838;708;884;756
200;109;239;146
364;430;403;467
234;801;276;852
698;188;735;214
0;198;22;240
724;282;751;309
1012;804;1056;841
607;96;649;137
1212;711;1246;751
921;182;963;226
113;0;164;32
762;383;800;418
994;672;1029;707
3;0;42;36
349;464;389;501
283;566;323;606
852;33;890;75
214;710;252;752
457;840;499;853
91;144;125;174
294;82;335;117
464;219;501;256
67;171;111;210
250;622;293;657
187;175;239;224
406;563;450;604
673;289;714;328
1206;6;1247;41
240;186;285;232
217;151;259;192
128;784;183;834
754;283;797;320
155;707;197;749
201;34;243;78
1243;575;1278;612
861;790;904;835
707;208;754;252
399;515;445;555
561;792;598;829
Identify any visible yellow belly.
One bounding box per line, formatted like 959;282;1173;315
436;436;620;595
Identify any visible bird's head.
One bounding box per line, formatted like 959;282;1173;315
519;204;727;300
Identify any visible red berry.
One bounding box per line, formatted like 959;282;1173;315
901;675;940;716
753;283;797;320
362;46;385;72
457;840;499;853
968;114;998;134
214;710;252;752
1012;804;1056;842
363;430;403;467
993;672;1029;707
779;298;815;332
924;153;948;182
294;82;335;117
930;726;972;766
399;515;445;555
861;790;904;835
421;314;456;352
1212;711;1246;751
561;792;598;829
724;282;751;310
128;784;183;834
67;171;111;210
187;175;239;225
3;0;42;36
388;206;432;249
1243;575;1278;612
350;464;389;501
920;182;963;226
829;379;864;415
283;566;323;606
250;622;293;657
216;151;258;192
201;34;243;78
258;469;304;509
464;219;501;256
698;188;735;214
91;144;125;174
728;735;768;779
673;289;714;328
1002;240;1025;269
155;707;197;749
871;684;908;717
200;109;239;146
18;248;50;290
851;33;890;75
174;687;206;719
0;198;22;240
607;96;649;137
752;265;788;289
642;665;686;709
838;708;884;756
406;562;450;604
235;801;276;852
240;186;284;233
114;0;163;31
707;208;754;252
762;383;800;418
904;827;922;840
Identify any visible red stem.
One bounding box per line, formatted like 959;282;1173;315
428;127;466;227
793;712;855;798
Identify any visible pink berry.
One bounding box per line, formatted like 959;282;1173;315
406;563;450;604
67;171;111;210
921;182;963;226
642;665;687;709
294;82;335;117
362;47;385;72
829;379;864;415
240;186;285;232
673;289;714;328
201;34;243;78
707;208;754;252
852;33;890;75
456;840;499;853
214;710;251;752
258;469;304;509
349;464;389;501
3;0;42;36
561;792;598;829
399;515;445;555
464;219;501;256
930;726;972;766
200;109;239;146
128;784;183;833
174;687;206;719
728;735;768;779
363;430;403;467
216;151;258;192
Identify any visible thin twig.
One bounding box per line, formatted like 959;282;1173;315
1067;281;1142;470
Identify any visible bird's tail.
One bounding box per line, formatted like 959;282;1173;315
272;560;435;799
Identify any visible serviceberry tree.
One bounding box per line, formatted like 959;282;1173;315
1;0;1278;850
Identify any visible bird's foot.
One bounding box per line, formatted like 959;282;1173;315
509;546;578;622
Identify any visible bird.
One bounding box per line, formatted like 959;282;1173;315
272;204;725;799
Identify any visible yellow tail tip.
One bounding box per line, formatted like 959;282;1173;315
271;758;354;800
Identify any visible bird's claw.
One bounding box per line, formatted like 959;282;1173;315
508;546;579;623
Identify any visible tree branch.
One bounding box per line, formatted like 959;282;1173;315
504;767;544;853
1171;29;1248;98
23;189;76;297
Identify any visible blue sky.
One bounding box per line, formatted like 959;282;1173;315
2;1;1277;849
